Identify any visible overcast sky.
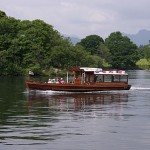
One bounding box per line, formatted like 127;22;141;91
1;0;150;39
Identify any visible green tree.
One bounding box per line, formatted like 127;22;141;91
77;34;111;67
105;31;139;69
0;50;9;75
137;45;145;59
143;44;150;61
50;45;69;68
96;43;112;64
83;54;103;67
0;14;22;74
77;35;104;55
50;41;87;68
0;10;6;18
18;19;64;70
0;16;20;51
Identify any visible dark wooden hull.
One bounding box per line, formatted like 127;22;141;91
26;80;53;90
26;80;131;92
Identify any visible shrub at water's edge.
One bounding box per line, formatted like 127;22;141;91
136;59;150;70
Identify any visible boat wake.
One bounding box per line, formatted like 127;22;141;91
24;89;91;95
23;86;150;96
131;87;150;90
23;89;129;96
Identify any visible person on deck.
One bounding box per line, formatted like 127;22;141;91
48;79;52;83
52;79;56;84
60;78;65;84
56;78;60;84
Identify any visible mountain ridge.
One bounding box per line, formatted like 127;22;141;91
124;29;150;46
67;29;150;46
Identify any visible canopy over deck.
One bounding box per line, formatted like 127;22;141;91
68;67;128;76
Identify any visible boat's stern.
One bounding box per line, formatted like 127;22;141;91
126;85;131;90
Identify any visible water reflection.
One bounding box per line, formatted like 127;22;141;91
27;92;128;112
1;91;129;146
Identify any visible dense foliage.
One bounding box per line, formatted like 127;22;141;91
140;45;150;61
0;10;147;76
0;11;100;75
105;32;139;69
136;44;150;69
77;35;104;55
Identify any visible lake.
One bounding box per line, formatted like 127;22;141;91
0;70;150;150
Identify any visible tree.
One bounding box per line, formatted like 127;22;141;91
18;19;64;70
83;54;103;67
137;45;145;59
50;41;87;68
143;44;150;61
96;43;112;64
77;35;104;55
0;50;9;75
105;32;139;69
0;10;6;19
76;35;111;67
0;16;20;51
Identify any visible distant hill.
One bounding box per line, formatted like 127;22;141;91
124;29;150;46
65;29;150;46
70;37;81;45
63;34;81;45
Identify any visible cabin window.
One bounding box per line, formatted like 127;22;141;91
119;75;128;82
104;75;112;82
113;75;119;82
96;75;103;82
112;75;128;82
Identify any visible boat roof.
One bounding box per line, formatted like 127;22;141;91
80;67;102;72
94;71;128;76
69;67;128;75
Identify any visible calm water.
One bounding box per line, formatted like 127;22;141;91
0;70;150;150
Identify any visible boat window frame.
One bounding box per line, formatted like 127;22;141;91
95;74;128;83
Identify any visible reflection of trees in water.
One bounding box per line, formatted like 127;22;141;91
27;92;128;112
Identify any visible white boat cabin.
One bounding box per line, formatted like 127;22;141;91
71;67;129;84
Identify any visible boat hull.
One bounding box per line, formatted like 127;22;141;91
26;80;131;92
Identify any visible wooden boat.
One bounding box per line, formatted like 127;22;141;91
26;67;131;92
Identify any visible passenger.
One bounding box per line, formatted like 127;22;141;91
56;78;60;84
48;79;52;83
58;78;61;84
52;79;56;84
60;78;65;84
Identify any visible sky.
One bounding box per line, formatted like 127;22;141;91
1;0;150;39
